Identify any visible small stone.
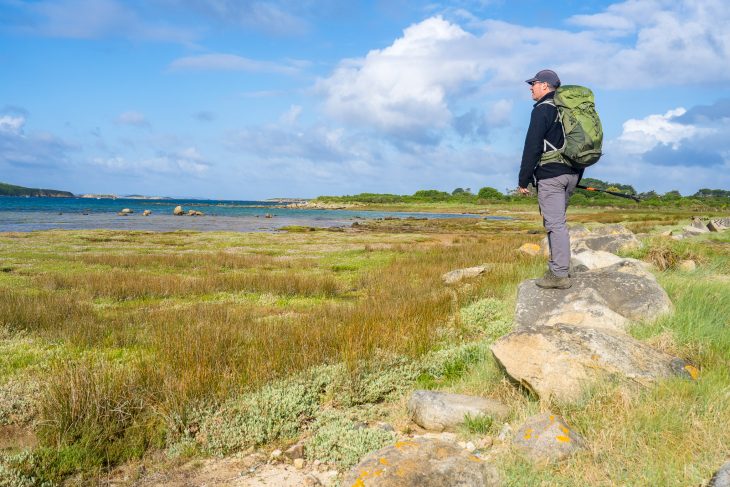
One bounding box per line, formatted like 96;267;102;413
303;475;322;486
313;459;321;467
497;423;512;441
284;441;305;460
513;412;586;464
143;209;152;216
477;436;493;449
465;442;476;452
518;243;542;257
293;458;305;469
376;422;395;432
120;208;133;214
173;205;184;215
270;449;282;459
678;260;697;272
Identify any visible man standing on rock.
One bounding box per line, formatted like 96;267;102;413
518;69;581;290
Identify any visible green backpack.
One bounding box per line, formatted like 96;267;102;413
539;85;603;169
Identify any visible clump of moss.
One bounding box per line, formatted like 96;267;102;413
459;298;513;340
0;379;40;426
199;369;336;455
305;411;395;468
198;341;490;455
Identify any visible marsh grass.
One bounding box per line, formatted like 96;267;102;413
0;227;542;480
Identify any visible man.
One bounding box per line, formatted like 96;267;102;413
518;69;581;289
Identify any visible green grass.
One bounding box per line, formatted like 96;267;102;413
0;214;728;484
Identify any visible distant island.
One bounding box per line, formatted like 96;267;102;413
0;181;73;198
79;194;172;200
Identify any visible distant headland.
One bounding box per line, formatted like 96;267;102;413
0;181;73;198
0;181;171;200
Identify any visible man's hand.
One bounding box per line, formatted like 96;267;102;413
518;187;531;195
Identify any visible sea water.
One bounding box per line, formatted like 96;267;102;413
0;197;509;232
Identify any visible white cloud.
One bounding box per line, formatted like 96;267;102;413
279;105;302;125
91;147;210;175
169;54;299;74
0;116;25;134
116;111;149;127
317;16;486;139
616;108;710;154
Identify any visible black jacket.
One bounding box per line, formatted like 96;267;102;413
518;92;580;189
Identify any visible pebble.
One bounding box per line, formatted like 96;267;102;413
466;441;476;452
270;449;282;460
294;458;305;469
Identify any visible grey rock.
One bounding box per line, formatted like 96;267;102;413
442;264;493;284
691;217;706;229
513;412;586;463
343;437;501;487
708;220;728;232
284;441;305;460
573;233;642;253
570;248;647;271
683;225;709;236
491;323;696;402
515;261;671;327
534;287;630;333
709;460;730;487
408;390;509;432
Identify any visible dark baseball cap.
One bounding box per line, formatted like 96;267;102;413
525;69;561;87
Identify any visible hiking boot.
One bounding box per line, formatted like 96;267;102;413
535;270;572;289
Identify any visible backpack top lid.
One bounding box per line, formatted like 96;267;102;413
553;85;595;109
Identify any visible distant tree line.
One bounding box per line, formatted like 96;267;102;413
316;179;730;208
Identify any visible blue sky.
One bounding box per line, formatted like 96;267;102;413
2;0;730;199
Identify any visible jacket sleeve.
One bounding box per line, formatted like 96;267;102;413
518;106;550;188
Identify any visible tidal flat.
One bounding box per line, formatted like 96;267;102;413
0;206;728;485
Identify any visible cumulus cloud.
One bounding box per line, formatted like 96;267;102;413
616;108;711;154
317;16;487;141
594;101;730;192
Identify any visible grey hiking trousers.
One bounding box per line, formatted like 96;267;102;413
537;173;579;278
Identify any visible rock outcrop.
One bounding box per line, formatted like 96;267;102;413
407;390;509;432
491;323;695;402
709;459;730;487
343;438;501;486
515;261;672;327
512;413;586;463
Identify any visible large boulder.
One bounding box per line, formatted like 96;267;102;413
707;220;728;232
709;460;730;487
442;265;494;285
512;412;586;463
534;287;630;333
570;247;648;272
407;390;509;432
491;323;696;402
173;205;184;215
342;438;501;487
515;261;671;327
